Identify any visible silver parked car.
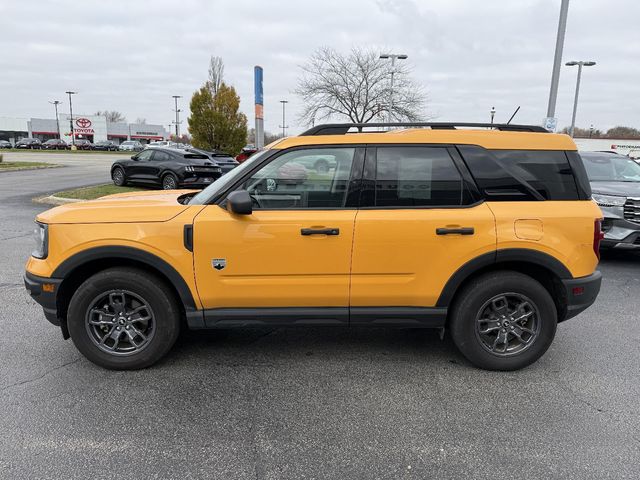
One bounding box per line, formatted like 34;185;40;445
118;140;144;152
582;151;640;249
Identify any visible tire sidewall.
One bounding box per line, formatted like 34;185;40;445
450;272;557;371
112;167;126;186
67;268;180;370
162;172;178;190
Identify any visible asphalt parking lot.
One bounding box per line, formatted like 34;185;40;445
0;152;638;479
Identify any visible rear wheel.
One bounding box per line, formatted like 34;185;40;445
111;167;127;186
162;172;179;190
449;271;557;371
67;268;181;370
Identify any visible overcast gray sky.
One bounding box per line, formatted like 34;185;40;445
1;0;638;134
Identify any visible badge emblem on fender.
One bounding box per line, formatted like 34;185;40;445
212;258;226;270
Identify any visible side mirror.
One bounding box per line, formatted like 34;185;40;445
131;155;138;160
226;190;252;215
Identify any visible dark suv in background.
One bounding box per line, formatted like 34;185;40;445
582;151;640;249
110;147;223;190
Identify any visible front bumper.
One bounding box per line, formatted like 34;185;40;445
599;207;640;249
24;271;63;326
561;271;602;321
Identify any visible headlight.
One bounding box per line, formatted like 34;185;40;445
32;222;48;259
592;193;626;207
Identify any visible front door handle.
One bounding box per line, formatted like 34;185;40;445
301;228;340;236
436;227;475;235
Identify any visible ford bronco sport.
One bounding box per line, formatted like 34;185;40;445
24;122;603;371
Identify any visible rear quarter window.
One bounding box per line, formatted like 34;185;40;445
459;146;581;201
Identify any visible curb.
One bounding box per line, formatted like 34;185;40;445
0;164;62;173
33;195;82;206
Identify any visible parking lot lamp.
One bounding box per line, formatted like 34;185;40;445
279;100;289;138
566;61;596;137
65;91;77;147
379;53;408;123
49;100;61;139
172;95;182;138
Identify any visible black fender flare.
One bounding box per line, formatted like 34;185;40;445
436;248;573;307
52;246;198;312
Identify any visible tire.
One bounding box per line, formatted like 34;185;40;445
67;267;181;370
162;172;179;190
111;167;127;186
449;271;557;371
314;160;329;174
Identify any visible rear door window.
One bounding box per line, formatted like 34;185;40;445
372;147;466;207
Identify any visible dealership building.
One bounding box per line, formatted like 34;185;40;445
0;114;169;145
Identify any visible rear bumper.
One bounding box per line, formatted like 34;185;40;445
561;271;602;321
24;271;63;326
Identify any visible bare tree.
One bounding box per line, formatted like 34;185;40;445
95;110;126;123
135;117;147;124
207;56;225;96
295;47;427;125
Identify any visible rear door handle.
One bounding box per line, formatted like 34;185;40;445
436;227;475;235
301;228;340;236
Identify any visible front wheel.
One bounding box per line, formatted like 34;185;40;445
111;167;127;186
449;271;557;371
67;267;181;370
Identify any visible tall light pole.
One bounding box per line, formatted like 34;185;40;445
49;100;61;139
546;0;570;127
65;91;77;146
172;95;182;138
566;61;596;137
490;106;496;125
380;53;408;123
279;100;289;138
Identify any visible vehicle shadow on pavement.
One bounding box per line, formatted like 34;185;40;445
169;327;467;368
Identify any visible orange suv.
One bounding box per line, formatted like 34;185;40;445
25;123;603;370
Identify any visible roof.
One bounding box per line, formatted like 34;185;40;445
271;128;578;151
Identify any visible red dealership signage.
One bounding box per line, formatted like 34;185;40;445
74;117;94;134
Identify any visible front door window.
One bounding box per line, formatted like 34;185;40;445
241;148;356;209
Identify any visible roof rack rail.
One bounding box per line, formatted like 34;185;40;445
300;122;549;136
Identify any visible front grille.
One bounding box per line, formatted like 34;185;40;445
623;198;640;223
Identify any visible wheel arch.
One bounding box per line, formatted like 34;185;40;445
53;246;199;334
437;249;572;322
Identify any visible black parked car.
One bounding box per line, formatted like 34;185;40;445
186;147;239;175
72;139;93;150
15;138;42;149
0;140;12;149
41;139;69;150
93;140;119;151
110;147;223;190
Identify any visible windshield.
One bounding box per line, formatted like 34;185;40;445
581;153;640;182
189;150;270;205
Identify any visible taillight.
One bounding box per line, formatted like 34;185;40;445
593;218;604;260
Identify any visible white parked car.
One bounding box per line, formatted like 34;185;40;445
118;140;144;152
